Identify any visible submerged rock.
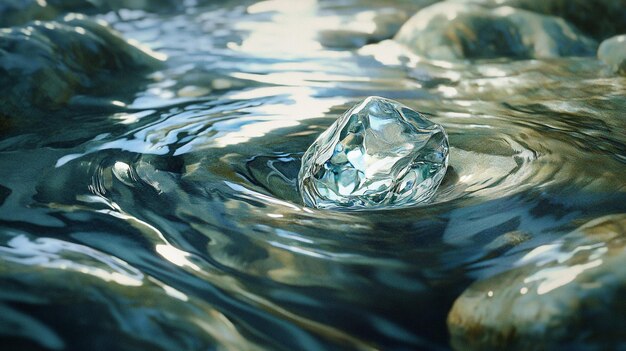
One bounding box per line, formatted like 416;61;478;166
0;0;62;27
0;14;164;116
0;0;185;27
448;214;626;350
394;2;597;60
298;96;449;210
598;35;626;75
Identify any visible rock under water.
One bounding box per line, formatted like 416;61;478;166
0;0;188;27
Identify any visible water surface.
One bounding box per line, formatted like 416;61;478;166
1;1;625;350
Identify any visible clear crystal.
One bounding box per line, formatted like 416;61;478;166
298;96;449;210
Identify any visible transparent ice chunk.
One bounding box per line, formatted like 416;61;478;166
298;96;449;210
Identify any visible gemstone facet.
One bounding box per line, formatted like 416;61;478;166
298;96;449;210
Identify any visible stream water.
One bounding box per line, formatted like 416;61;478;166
1;0;625;350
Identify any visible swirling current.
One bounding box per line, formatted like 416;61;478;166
1;0;625;350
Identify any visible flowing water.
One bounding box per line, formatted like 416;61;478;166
1;0;625;350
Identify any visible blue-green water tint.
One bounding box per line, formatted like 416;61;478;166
1;0;626;350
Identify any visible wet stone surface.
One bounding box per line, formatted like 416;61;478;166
0;14;164;117
598;35;626;75
298;96;449;210
447;214;626;351
455;0;626;40
394;1;597;60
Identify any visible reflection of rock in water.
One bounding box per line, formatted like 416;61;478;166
395;2;597;60
0;14;163;120
448;214;626;351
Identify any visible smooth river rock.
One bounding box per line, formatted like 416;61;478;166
395;2;597;60
454;0;626;40
448;214;626;351
0;0;185;27
598;35;626;75
0;14;164;116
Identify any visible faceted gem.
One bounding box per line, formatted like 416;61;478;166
298;96;449;210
